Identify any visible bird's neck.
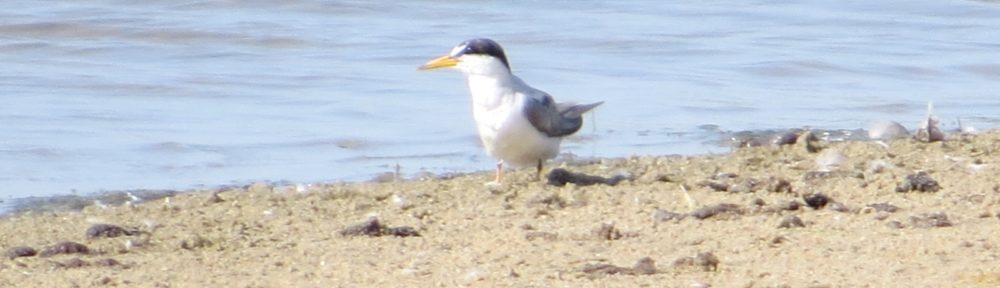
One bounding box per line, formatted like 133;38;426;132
464;72;517;109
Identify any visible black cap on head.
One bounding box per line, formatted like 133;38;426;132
453;38;510;70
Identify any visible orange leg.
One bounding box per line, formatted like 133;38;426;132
536;159;543;181
494;161;504;183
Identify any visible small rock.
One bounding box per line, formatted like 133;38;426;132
5;246;37;259
774;130;800;146
910;212;952;228
340;217;384;237
689;203;743;220
582;263;630;276
674;252;720;271
774;200;801;211
654;209;687;222
803;193;831;210
53;258;89;269
702;180;730;192
886;221;905;229
694;252;720;271
40;241;90;257
86;224;138;239
766;177;793;193
867;203;899;213
386;226;421;237
895;172;941;193
581;257;657;276
593;223;623;241
546;168;628;187
205;192;224;204
828;202;850;213
94;258;123;267
868;120;910;140
802;131;823;153
914;102;945;143
631;257;657;275
340;216;421;237
778;215;805;228
180;235;212;250
524;231;558;241
770;236;788;246
526;193;567;209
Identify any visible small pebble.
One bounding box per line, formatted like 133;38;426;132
689;203;743;220
593;223;623;241
766;177;792;193
53;258;89;268
340;216;421;237
778;215;805;228
867;203;899;213
40;241;90;257
777;200;801;211
886;221;905;229
654;209;687;222
828;202;850;213
94;258;123;267
5;246;37;259
86;224;137;239
546;168;628;187
909;212;952;228
868;120;910;140
340;217;384;237
631;257;657;275
673;252;720;271
524;231;558;241
895;172;941;193
803;193;831;210
205;192;224;204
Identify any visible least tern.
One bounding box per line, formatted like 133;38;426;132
419;38;603;182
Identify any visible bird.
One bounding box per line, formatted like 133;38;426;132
419;38;603;182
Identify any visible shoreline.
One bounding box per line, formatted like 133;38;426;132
2;130;999;286
0;127;873;217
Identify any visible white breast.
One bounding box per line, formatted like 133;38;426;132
467;76;561;167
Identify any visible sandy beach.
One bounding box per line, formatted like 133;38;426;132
2;131;1000;287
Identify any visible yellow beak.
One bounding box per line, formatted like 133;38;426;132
418;55;459;70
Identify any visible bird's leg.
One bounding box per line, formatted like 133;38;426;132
495;161;504;183
536;159;543;181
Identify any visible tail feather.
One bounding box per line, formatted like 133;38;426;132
558;101;604;119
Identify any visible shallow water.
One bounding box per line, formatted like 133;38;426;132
2;0;999;205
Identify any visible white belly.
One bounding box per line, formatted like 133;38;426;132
474;100;560;168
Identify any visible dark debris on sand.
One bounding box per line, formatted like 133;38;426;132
803;193;831;210
546;168;630;187
581;257;657;277
689;203;744;220
5;246;37;259
778;215;806;229
673;252;720;272
896;171;941;193
340;217;421;237
39;241;90;257
909;212;953;228
86;223;141;239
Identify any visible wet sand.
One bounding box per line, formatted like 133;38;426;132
2;131;1000;287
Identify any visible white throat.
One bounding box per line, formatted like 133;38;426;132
457;56;517;109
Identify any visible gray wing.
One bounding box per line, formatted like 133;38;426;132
523;94;603;137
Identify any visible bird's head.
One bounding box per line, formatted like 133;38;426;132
419;38;511;76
